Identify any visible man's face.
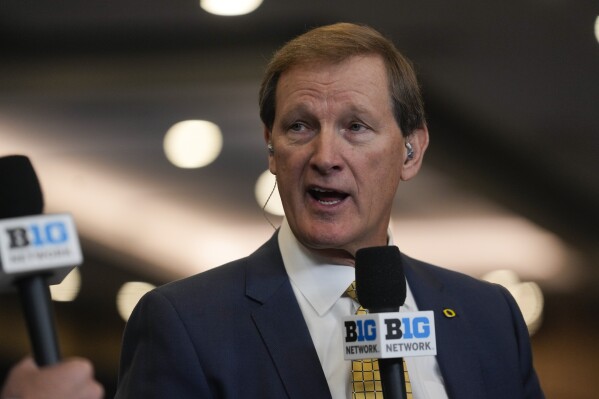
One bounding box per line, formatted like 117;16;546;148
266;55;427;261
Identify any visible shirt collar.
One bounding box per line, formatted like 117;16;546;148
278;218;417;315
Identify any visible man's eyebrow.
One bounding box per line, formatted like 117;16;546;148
345;103;373;115
277;104;314;123
280;102;312;116
276;100;378;127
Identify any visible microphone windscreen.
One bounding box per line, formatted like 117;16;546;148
0;155;44;219
355;245;406;311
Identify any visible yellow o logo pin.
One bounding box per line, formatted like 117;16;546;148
443;308;457;318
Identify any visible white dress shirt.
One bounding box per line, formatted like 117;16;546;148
278;218;449;399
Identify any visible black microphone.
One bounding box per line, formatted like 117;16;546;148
355;245;408;399
0;156;44;219
0;155;82;366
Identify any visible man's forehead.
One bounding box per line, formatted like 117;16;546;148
276;56;388;96
279;53;385;79
274;56;392;112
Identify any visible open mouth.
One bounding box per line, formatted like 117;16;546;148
308;187;349;205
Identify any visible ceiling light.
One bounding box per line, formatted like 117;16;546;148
49;267;81;302
164;120;223;169
254;169;284;216
200;0;263;16
116;281;156;322
392;216;567;281
595;15;599;44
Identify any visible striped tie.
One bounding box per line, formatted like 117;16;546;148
346;281;413;398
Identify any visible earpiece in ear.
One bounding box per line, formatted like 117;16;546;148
267;142;274;155
406;142;414;160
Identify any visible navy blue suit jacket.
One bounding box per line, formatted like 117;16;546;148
115;232;544;398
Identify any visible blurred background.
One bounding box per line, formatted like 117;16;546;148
0;0;598;397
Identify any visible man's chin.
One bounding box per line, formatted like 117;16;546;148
297;229;356;254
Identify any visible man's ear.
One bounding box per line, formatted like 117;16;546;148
264;127;276;175
400;125;429;181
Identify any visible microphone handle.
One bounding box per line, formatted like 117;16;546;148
379;357;407;399
372;306;407;399
17;275;61;366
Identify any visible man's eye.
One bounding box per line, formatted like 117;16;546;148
289;122;305;131
349;123;366;132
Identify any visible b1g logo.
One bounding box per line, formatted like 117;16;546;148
0;214;82;274
344;316;431;342
4;222;69;248
383;317;431;340
342;311;437;360
344;319;377;342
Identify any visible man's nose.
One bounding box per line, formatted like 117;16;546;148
310;127;342;174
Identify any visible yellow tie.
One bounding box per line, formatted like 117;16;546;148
346;281;413;399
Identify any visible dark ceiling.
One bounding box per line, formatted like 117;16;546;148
0;0;598;397
2;0;598;240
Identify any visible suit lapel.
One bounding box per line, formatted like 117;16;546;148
243;236;490;398
404;257;486;399
245;234;332;399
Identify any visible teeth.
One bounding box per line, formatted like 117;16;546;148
309;187;346;205
319;200;340;205
313;187;334;192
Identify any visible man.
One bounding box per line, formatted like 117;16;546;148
115;23;544;398
1;357;104;399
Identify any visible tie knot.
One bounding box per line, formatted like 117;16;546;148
345;281;358;302
346;281;369;315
